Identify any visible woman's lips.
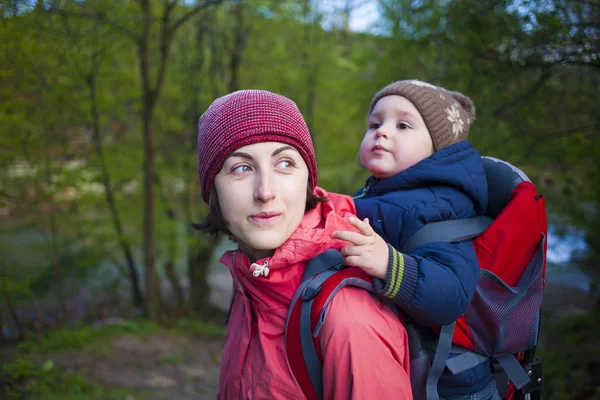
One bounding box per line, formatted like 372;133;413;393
249;212;282;224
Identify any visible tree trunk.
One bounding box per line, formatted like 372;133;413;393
138;0;161;320
165;260;184;309
2;291;23;341
301;0;318;144
134;0;225;320
188;234;219;314
162;203;184;310
48;201;68;322
0;310;5;344
42;103;67;322
141;102;160;320
181;18;216;315
228;1;247;93
88;75;145;310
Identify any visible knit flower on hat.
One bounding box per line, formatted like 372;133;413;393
445;102;465;139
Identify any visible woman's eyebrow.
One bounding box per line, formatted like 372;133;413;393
229;151;253;160
272;145;297;156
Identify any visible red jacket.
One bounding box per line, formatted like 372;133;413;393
218;188;412;399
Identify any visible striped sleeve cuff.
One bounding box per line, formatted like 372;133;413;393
373;244;419;306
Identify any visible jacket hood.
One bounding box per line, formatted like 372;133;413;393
364;141;488;215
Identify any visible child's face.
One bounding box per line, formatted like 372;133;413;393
360;95;433;179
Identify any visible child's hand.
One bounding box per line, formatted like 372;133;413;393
332;217;389;280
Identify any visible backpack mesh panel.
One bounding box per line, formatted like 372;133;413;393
410;349;430;400
465;240;544;356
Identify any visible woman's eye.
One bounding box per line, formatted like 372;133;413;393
232;165;251;173
397;122;410;130
277;160;294;169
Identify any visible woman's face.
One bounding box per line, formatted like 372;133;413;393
214;141;310;261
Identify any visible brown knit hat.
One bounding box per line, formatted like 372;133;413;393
369;80;476;151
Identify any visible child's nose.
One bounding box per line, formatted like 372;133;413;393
375;126;388;139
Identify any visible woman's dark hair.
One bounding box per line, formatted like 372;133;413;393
192;184;328;236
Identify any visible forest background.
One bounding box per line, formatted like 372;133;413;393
1;0;599;399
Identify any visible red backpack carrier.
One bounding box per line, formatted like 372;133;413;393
284;157;548;400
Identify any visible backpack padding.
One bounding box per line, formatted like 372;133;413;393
285;261;373;400
473;181;547;287
482;157;531;218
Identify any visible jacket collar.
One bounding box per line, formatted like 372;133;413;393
219;188;357;309
362;141;488;215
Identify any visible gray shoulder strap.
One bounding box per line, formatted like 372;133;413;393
297;250;346;400
300;269;339;400
495;353;531;390
302;248;345;282
401;216;493;254
425;322;456;400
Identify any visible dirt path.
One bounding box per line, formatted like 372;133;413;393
56;334;224;400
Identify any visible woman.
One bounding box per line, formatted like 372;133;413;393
195;90;412;399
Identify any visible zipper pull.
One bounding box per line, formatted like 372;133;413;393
250;260;270;277
353;178;372;200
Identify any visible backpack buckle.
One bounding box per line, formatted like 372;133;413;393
302;283;322;301
520;356;542;395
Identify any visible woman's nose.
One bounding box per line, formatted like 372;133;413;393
254;171;276;202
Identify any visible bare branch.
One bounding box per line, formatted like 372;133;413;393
165;0;178;16
493;68;553;118
169;0;225;35
47;7;139;41
543;124;600;142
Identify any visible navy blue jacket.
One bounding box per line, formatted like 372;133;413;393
354;141;492;397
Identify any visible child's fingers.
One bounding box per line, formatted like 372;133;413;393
340;244;363;257
343;255;362;267
348;216;375;236
332;230;368;246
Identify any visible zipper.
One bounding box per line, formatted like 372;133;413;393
353;183;370;199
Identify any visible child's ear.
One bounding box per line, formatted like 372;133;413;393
451;91;477;122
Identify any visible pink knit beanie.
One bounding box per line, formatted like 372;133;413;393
197;90;318;203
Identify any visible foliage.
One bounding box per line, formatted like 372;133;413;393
538;311;600;399
16;320;160;354
172;318;225;339
1;358;131;400
0;2;598;397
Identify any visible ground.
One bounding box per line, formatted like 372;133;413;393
53;333;223;400
4;270;595;400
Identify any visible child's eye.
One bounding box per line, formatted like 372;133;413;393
368;122;380;130
232;165;252;173
397;122;410;130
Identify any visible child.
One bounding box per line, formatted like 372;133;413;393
333;80;500;399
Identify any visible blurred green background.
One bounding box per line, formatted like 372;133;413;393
0;0;598;399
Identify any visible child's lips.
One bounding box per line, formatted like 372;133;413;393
372;145;388;154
